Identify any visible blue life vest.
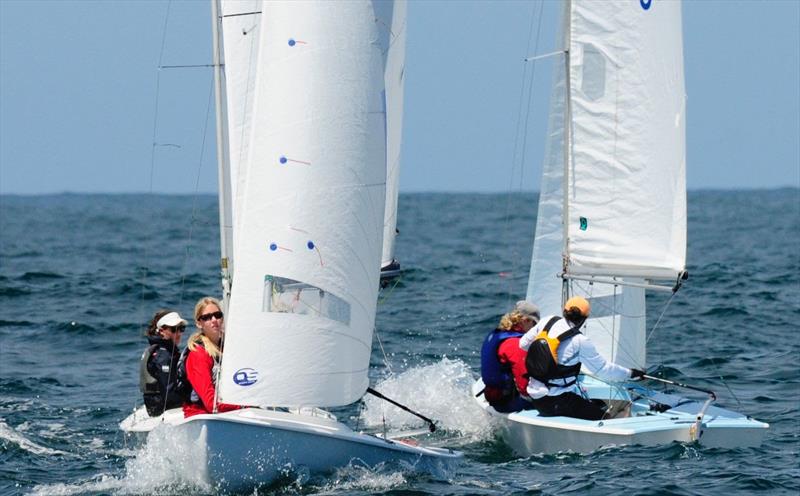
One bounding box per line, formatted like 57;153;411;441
480;329;524;392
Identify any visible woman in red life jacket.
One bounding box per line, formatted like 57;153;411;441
182;296;243;417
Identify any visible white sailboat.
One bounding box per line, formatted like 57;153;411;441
473;0;767;455
122;0;460;490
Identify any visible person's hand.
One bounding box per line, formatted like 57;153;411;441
630;368;646;380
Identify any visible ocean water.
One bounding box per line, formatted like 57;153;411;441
0;189;798;495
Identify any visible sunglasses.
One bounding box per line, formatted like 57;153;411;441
198;311;224;322
162;324;185;333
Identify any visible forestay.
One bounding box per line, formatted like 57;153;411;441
217;1;387;407
528;0;686;369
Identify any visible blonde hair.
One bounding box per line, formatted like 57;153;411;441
187;296;223;359
498;311;530;331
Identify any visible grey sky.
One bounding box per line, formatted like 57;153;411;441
0;0;798;195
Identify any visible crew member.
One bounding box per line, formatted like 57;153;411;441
519;296;645;420
140;310;187;416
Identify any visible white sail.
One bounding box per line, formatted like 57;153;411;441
220;0;262;257
377;0;406;269
218;0;387;407
566;0;686;281
529;0;686;368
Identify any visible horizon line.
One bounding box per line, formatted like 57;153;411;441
1;185;798;197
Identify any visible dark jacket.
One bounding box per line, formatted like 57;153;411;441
139;336;183;416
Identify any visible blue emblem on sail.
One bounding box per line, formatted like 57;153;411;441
233;368;259;386
640;0;652;10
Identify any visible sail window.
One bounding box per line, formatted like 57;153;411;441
263;275;351;325
581;44;606;101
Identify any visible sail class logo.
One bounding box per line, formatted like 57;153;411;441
233;368;259;386
640;0;652;10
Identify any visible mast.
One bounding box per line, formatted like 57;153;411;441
210;0;234;310
560;0;572;305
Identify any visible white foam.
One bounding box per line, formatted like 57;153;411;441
0;418;68;456
360;358;496;442
321;464;408;493
29;476;125;496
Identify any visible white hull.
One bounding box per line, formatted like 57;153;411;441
121;406;461;491
473;378;767;456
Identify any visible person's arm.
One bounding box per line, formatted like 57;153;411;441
575;335;630;381
518;320;544;350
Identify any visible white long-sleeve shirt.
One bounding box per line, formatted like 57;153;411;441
519;315;631;399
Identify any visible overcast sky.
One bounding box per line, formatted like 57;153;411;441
0;0;798;195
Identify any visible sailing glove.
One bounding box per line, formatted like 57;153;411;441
630;368;646;380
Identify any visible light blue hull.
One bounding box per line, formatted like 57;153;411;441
175;408;461;491
473;377;768;456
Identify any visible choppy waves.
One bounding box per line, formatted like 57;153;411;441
1;191;799;495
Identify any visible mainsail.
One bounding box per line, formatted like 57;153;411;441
217;1;388;407
528;0;686;368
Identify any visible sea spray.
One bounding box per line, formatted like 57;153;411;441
120;423;210;493
322;464;408;493
30;425;214;495
360;357;497;441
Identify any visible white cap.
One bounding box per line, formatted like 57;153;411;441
157;312;187;328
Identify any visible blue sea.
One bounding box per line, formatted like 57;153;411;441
1;190;798;495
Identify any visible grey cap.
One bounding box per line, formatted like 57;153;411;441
515;300;540;323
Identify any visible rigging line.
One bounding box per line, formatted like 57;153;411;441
377;275;401;306
645;290;678;346
139;0;174;328
516;0;546;200
374;275;402;374
178;73;216;310
500;0;543;303
374;328;394;376
145;0;181;417
710;356;743;408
